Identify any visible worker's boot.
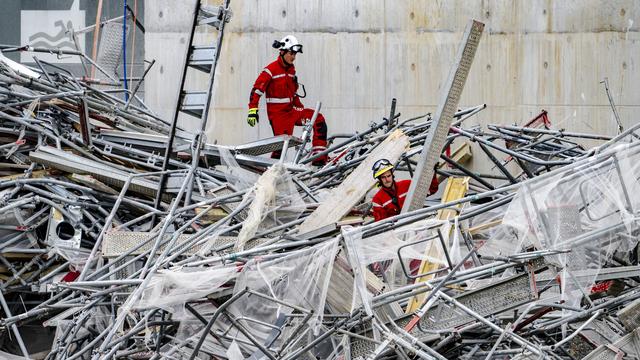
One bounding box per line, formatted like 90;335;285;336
311;153;328;166
310;145;328;166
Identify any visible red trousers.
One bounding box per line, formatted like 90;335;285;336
268;107;328;159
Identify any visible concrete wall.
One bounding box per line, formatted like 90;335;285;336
144;0;639;168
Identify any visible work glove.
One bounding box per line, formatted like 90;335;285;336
247;108;259;127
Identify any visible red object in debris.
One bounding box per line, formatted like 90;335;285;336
62;271;80;282
591;280;613;294
523;110;551;129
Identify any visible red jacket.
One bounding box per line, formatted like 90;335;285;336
372;180;411;222
371;178;438;222
248;57;304;116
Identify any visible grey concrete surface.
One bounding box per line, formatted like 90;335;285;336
152;1;638;172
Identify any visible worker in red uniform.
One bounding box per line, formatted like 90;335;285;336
371;159;439;222
370;158;439;276
247;35;328;166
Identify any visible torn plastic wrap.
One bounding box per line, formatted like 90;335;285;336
219;147;259;191
227;238;339;352
342;220;450;313
159;303;230;360
463;202;520;258
499;143;640;306
235;163;305;251
135;265;238;312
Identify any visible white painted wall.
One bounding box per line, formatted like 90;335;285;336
145;0;639;172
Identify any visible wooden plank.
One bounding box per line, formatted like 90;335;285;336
468;219;502;235
326;252;384;314
194;207;228;224
297;129;410;235
69;174;119;195
436;142;473;182
405;177;470;313
0;169;50;181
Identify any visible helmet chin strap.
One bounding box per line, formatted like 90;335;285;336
279;51;293;66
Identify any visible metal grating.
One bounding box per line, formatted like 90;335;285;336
583;328;640;359
235;135;303;156
403;20;484;213
102;231;238;258
349;337;377;360
96;21;128;81
422;271;537;330
617;297;640;332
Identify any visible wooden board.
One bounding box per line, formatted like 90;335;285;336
297;129;410;235
405;177;470;313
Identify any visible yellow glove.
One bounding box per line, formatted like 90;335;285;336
247;108;258;127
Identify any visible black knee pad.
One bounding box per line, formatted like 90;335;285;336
315;121;328;140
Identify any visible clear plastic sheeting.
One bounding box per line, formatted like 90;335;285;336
464;202;516;257
342;220;450;312
499;143;640;305
227;340;245;360
49;245;90;270
160;303;229;360
235;163;305;252
135;265;238;312
227;238;339;349
219;147;259;190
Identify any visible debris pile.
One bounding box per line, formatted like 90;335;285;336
1;12;640;360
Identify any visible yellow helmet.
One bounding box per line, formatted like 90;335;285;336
372;159;394;179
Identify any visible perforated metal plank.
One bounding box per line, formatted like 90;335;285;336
29;147;160;197
583;328;640;359
102;231;238;258
421;271;536;330
234;135;303;156
349;324;425;360
617;297;640;332
349;336;377;360
511;354;539;360
201;147;280;168
394;316;440;343
402;20;484;213
96;21;128;81
97;130;176;151
569;334;598;359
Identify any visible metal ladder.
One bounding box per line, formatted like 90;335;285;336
154;0;232;210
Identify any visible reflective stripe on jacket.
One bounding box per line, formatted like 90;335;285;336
248;57;304;115
371;179;411;222
371;177;439;222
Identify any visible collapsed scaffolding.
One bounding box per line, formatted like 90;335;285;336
0;5;639;360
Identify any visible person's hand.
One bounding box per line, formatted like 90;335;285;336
247;108;259;127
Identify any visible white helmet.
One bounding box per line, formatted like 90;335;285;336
272;35;303;53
